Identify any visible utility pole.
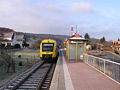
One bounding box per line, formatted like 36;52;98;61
76;25;78;34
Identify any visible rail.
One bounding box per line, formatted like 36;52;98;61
0;61;54;90
83;54;120;84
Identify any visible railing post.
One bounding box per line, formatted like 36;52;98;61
87;55;88;64
84;54;120;84
104;60;106;74
93;57;95;67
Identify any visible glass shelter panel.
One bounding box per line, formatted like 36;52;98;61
69;43;76;59
78;44;84;59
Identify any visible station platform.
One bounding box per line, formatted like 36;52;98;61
50;51;120;90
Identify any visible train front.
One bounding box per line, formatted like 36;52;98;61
40;40;56;61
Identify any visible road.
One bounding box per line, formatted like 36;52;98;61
101;51;120;63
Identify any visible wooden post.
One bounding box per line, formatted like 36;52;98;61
68;40;70;61
84;42;87;54
76;43;78;61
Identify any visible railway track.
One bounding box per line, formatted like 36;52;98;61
0;60;56;90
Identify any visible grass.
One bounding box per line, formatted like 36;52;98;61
0;66;13;80
0;49;40;86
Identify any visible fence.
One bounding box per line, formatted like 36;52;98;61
83;54;120;84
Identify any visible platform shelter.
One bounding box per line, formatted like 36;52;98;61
66;34;87;61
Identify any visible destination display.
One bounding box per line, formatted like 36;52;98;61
43;43;54;46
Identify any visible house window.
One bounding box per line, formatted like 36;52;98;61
7;43;11;47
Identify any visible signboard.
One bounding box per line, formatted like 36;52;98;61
43;43;54;46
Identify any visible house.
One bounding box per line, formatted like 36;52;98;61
112;41;120;54
0;28;27;48
0;28;15;47
15;32;25;48
0;33;3;43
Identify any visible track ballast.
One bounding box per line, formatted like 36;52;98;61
0;60;56;90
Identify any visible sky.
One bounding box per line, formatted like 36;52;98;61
0;0;120;41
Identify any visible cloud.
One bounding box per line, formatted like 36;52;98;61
0;0;119;41
0;0;25;12
100;10;120;19
0;0;71;35
69;2;94;13
35;3;66;14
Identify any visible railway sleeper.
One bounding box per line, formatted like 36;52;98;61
18;85;37;89
21;83;38;86
23;81;40;84
16;89;35;90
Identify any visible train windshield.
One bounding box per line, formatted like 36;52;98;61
42;43;54;52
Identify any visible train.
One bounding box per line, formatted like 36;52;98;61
40;39;59;62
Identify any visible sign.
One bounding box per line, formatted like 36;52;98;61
43;43;53;46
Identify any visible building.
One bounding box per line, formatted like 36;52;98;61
66;33;87;61
0;33;4;43
112;41;120;54
0;29;15;47
15;32;25;48
0;28;26;48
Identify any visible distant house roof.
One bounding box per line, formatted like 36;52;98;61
0;28;15;42
112;41;120;45
0;28;14;33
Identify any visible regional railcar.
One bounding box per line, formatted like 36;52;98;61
40;39;59;62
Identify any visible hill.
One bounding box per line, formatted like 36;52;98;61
22;33;69;43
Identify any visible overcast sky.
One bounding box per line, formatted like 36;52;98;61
0;0;120;41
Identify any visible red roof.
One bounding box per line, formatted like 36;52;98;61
73;35;81;38
71;33;82;38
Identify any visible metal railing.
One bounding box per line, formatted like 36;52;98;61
83;54;120;84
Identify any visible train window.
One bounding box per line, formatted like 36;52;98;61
42;43;54;52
